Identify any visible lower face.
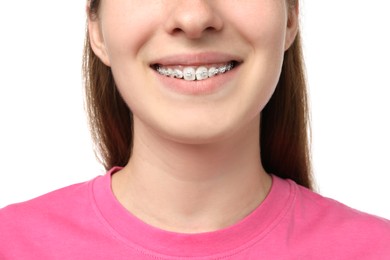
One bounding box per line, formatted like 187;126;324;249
96;0;292;144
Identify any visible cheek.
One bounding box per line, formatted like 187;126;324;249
226;2;288;51
100;1;165;64
231;9;288;117
100;2;165;111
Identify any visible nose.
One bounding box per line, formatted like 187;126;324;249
165;0;223;39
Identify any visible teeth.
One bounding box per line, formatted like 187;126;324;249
156;62;235;81
183;67;196;81
208;67;218;78
196;67;208;80
167;68;174;77
173;69;183;79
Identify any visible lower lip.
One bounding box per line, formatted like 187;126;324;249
153;66;239;96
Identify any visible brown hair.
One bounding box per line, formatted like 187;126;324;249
83;0;314;189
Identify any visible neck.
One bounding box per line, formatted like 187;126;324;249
112;116;271;233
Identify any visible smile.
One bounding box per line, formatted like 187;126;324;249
152;61;238;81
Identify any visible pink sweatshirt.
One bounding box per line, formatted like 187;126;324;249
1;167;390;259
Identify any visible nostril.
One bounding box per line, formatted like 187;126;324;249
172;28;183;35
170;26;218;39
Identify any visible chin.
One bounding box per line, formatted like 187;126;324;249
157;122;236;145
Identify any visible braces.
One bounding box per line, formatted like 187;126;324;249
156;62;235;81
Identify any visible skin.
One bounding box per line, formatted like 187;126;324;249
89;0;299;233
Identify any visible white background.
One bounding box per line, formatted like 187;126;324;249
0;1;389;219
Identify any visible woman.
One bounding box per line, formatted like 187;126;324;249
1;0;389;259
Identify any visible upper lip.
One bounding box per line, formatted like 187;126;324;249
150;52;243;66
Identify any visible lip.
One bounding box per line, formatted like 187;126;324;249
150;52;242;95
150;52;243;67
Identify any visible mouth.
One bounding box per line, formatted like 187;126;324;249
150;61;240;81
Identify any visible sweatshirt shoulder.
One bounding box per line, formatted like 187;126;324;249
291;181;390;254
0;179;95;233
2;179;91;210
